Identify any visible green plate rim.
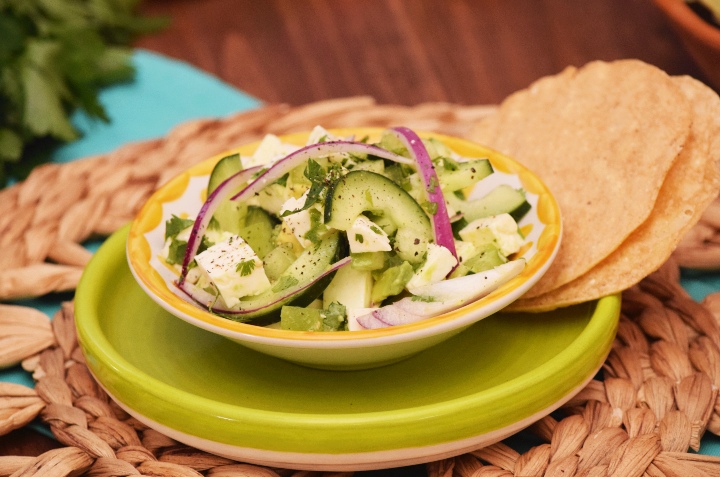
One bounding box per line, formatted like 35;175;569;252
76;225;620;454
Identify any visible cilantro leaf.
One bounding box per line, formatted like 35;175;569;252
165;215;194;240
304;208;328;245
165;240;187;265
304;158;326;183
322;302;347;331
235;259;256;277
0;0;167;185
274;173;289;187
280;160;344;218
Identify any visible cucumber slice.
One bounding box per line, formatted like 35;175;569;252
221;232;344;323
208;153;242;194
436;159;493;192
263;244;296;281
238;206;277;259
464;184;531;222
324;170;432;264
280;303;346;331
464;244;508;273
208;153;247;235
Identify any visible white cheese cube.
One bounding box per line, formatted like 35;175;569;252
244;134;298;168
279;193;313;248
194;235;271;308
347;216;392;253
306;125;340;145
459;214;524;256
406;244;458;289
203;229;235;247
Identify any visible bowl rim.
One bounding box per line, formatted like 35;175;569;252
652;0;720;48
126;127;562;347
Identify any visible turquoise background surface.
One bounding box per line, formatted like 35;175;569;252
4;49;259;386
4;48;720;457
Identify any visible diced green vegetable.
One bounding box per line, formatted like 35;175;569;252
281;302;347;331
371;261;414;304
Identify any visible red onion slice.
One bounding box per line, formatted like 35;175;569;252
356;307;424;329
179;165;264;282
177;256;351;316
229;140;414;202
180;140;411;282
388;127;457;259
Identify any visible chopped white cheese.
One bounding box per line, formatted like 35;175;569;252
306;125;340;145
347;215;392;253
194;235;271;308
459;214;524;256
244;134;299;168
406;244;458;289
279;193;313;248
203;229;235;247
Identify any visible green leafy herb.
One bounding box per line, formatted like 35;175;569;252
235;259;256;277
165;215;194;240
370;225;383;235
280;159;343;217
355;233;364;243
301;159;327;209
274;173;289;187
166;240;187;265
206;216;221;231
322;302;347;331
304;208;328;245
304;158;325;182
0;0;167;185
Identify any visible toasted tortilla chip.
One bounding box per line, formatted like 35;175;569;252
508;75;720;312
471;60;692;298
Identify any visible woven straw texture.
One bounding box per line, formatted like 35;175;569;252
2;97;720;476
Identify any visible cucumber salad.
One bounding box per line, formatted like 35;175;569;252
161;126;530;331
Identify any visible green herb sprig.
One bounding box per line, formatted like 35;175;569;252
0;0;166;185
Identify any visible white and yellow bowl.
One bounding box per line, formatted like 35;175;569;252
126;128;563;370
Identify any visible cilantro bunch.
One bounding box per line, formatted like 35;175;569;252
0;0;166;185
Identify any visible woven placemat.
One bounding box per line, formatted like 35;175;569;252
2;97;720;476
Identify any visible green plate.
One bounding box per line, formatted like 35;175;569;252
75;226;620;471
